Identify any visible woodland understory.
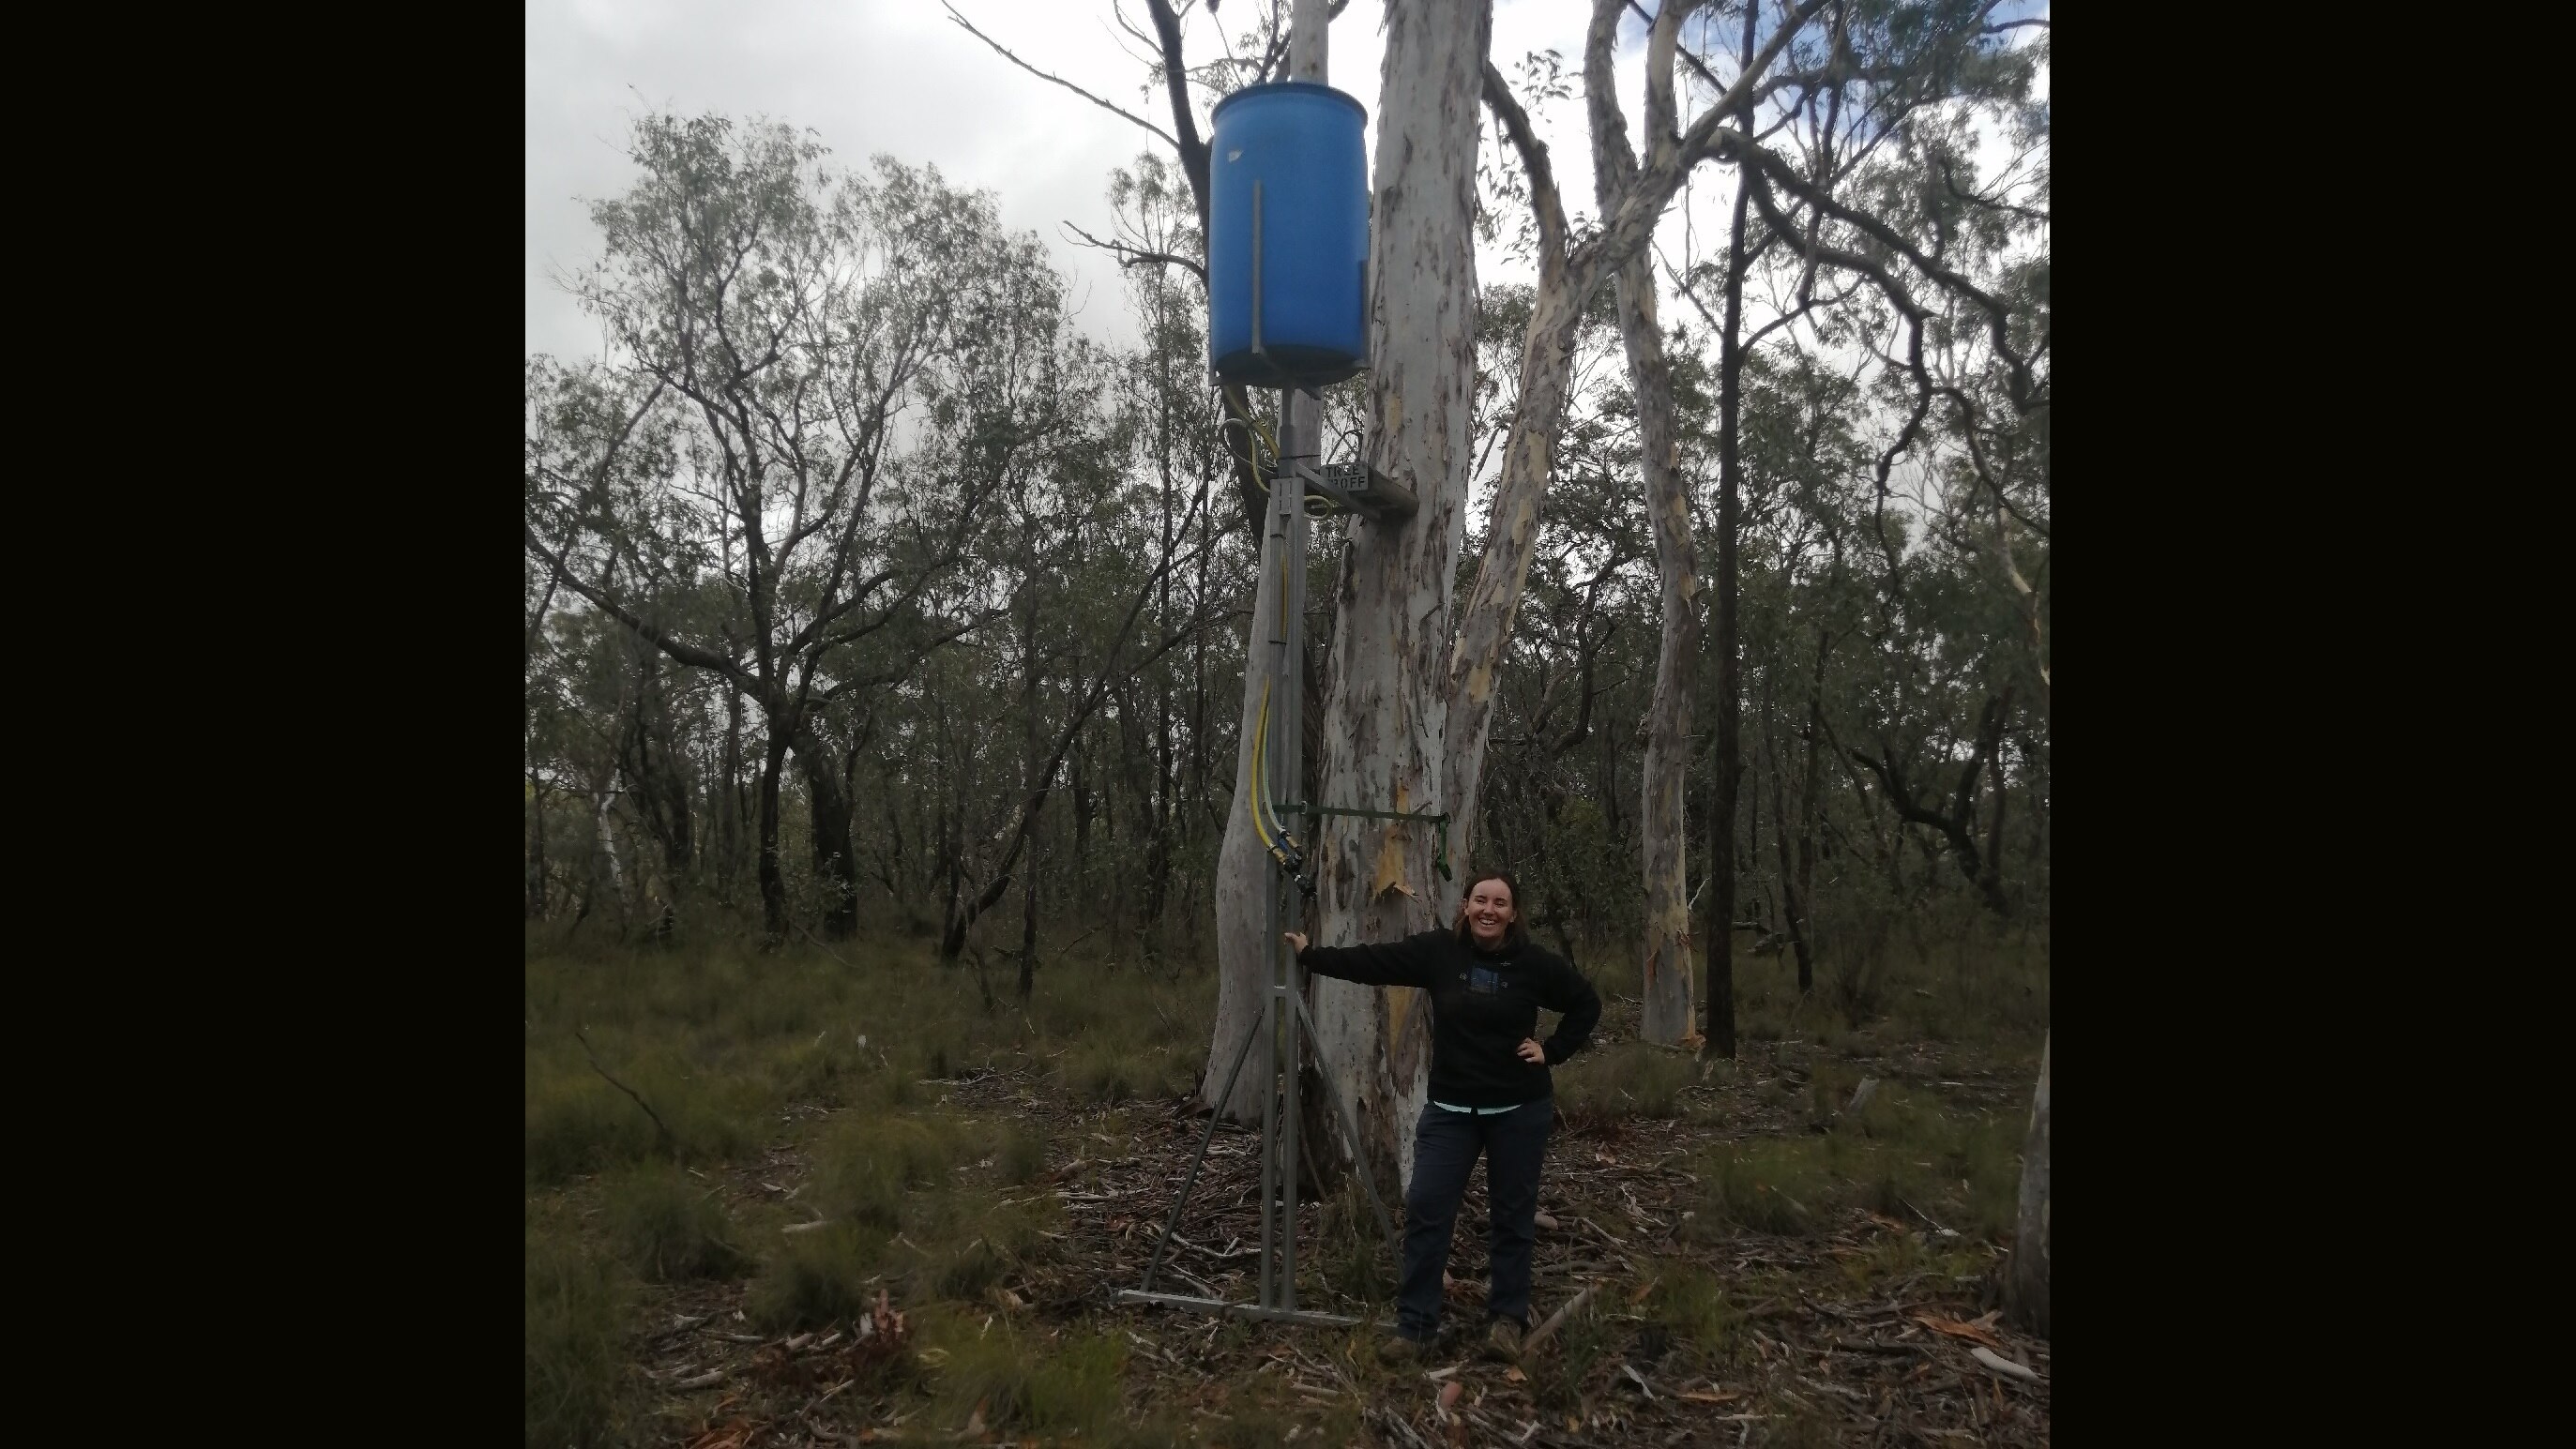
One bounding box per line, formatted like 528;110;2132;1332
529;3;2048;1443
527;923;2046;1447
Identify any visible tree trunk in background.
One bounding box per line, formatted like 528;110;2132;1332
1793;631;1829;994
1699;153;1752;1061
1307;0;1489;1194
719;677;744;907
590;769;627;928
1980;745;2009;914
1618;245;1700;1046
527;770;549;918
796;739;860;939
2007;1032;2050;1337
756;737;790;943
1019;847;1039;1001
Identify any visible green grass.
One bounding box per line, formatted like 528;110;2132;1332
1672;898;2047;1061
1639;1258;1739;1366
1557;1039;1696;1123
599;1162;747;1282
914;1309;1129;1437
993;1119;1049;1185
810;1112;951;1228
1691;1079;2024;1245
1528;1291;1614;1413
525;1205;633;1449
748;1219;898;1331
526;900;2040;1445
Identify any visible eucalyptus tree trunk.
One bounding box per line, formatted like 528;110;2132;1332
1791;631;1830;994
1699;0;1758;1059
526;768;549;918
2007;570;2050;1336
590;769;626;926
1304;0;1490;1191
1614;245;1699;1046
796;740;860;939
2008;1032;2050;1336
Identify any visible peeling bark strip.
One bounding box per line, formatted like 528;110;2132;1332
1309;0;1492;1196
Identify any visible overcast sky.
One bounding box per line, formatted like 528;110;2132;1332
524;0;1688;364
528;2;2041;367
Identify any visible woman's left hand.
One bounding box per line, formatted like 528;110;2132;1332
1516;1038;1546;1064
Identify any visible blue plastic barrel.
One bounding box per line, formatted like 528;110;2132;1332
1207;82;1369;388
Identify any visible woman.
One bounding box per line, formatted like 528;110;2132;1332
1283;869;1600;1366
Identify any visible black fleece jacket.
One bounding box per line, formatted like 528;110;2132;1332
1296;929;1602;1109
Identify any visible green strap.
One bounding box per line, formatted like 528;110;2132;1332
1275;802;1454;882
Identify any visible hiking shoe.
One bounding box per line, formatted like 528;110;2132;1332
1484;1318;1524;1365
1377;1334;1426;1366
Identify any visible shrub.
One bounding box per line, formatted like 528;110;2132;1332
1809;893;1899;1028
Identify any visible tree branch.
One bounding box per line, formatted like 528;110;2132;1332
1141;0;1214;231
945;3;1178;150
1482;62;1568;270
1063;221;1209;283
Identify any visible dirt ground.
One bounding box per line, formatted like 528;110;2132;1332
624;993;2049;1447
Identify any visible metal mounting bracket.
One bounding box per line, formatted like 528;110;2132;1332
1283;459;1417;522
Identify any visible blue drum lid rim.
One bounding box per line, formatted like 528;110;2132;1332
1209;79;1369;126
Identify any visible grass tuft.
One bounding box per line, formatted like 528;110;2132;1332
599;1163;748;1282
916;1310;1129;1436
524;1209;632;1448
1640;1258;1738;1365
747;1220;896;1331
811;1114;951;1229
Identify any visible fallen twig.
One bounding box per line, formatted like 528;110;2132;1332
1523;1283;1599;1356
1970;1345;2041;1383
574;1028;674;1148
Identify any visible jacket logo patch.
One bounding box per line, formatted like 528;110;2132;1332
1469;967;1504;994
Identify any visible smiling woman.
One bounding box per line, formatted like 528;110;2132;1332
1280;868;1600;1366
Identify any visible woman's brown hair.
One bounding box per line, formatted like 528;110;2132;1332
1452;868;1532;950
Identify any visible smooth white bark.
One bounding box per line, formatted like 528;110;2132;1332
1307;0;1490;1191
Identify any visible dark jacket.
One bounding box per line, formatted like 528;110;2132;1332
1296;929;1602;1109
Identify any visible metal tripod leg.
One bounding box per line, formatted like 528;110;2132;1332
1140;1014;1265;1294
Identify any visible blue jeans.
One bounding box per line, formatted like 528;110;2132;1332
1395;1096;1552;1341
